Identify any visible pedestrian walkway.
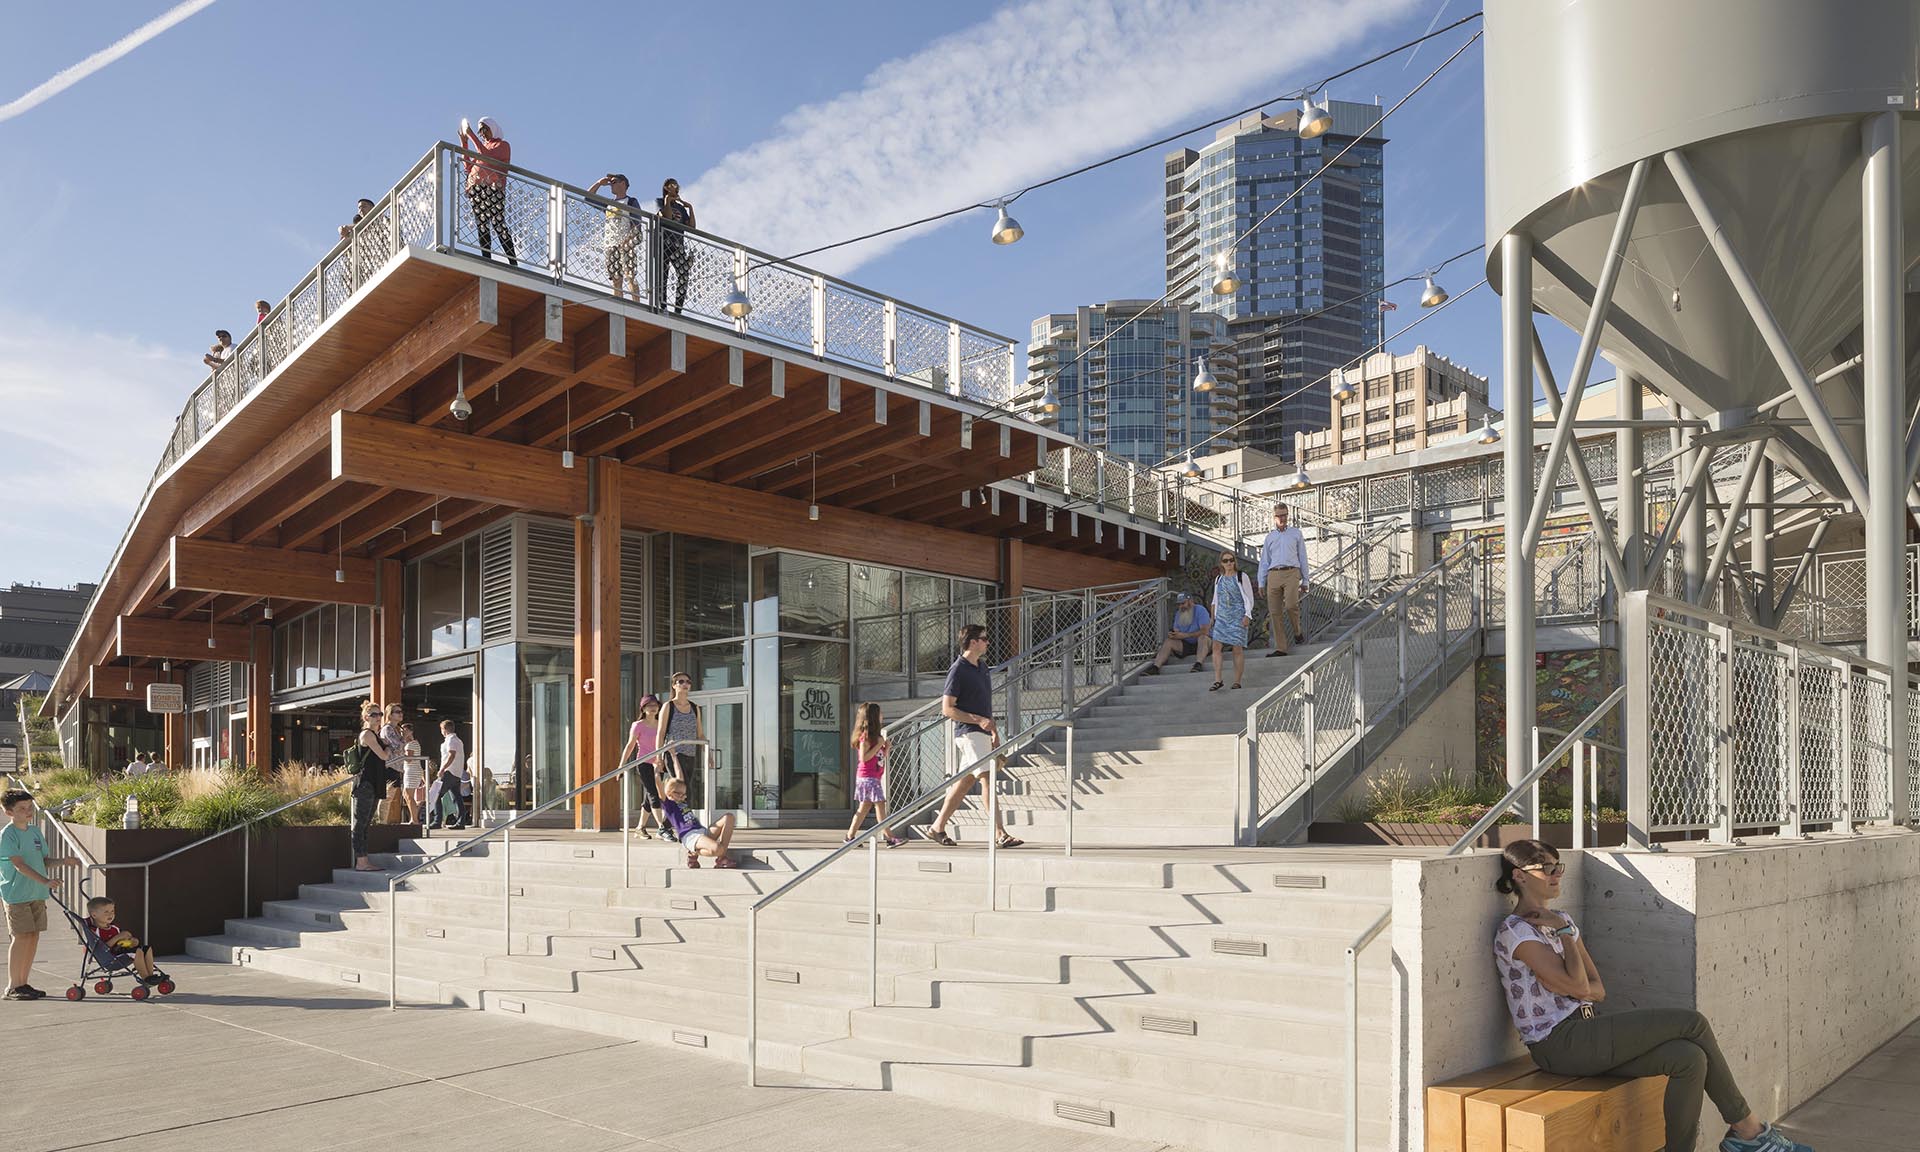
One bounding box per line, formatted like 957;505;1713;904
4;944;1173;1152
1777;1014;1920;1152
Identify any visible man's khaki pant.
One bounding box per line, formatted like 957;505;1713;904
1265;567;1301;652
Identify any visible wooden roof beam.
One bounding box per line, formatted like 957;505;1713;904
331;409;587;516
669;374;836;475
88;664;179;701
713;411;875;486
169;537;377;605
619;359;788;463
466;311;628;437
579;342;734;456
276;481;392;550
115;615;254;662
526;330;687;448
227;455;341;544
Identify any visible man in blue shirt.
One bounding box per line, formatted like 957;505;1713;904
3;789;76;1001
922;624;1020;848
1256;503;1311;656
1144;591;1213;674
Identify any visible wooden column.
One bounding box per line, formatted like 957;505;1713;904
162;667;187;771
573;457;624;829
246;625;273;771
371;559;404;708
1002;538;1025;657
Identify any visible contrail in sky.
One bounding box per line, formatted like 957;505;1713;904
0;0;218;124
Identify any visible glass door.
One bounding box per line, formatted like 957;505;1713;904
693;691;747;817
530;676;572;808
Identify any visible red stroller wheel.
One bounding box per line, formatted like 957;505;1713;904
66;986;83;1001
94;980;111;995
156;980;176;995
130;985;150;1002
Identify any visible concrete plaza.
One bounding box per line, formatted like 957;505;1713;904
1;941;1169;1152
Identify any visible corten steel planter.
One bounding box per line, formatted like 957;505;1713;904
68;823;415;955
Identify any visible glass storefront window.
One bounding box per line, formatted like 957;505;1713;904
751;553;849;638
462;536;482;645
478;642;573;812
317;605;338;682
752;638;848;812
651;642;745;694
418;543;465;656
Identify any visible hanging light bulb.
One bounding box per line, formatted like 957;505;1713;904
1419;275;1449;308
990;204;1024;246
1476;415;1501;445
1039;380;1060;415
1211;250;1237;295
1298;95;1334;139
1181;453;1202;479
1331;371;1356;402
561;450;576;469
430;499;444;536
263;603;273;621
721;283;753;319
1287;464;1313;491
808;503;820;521
1191;355;1217;393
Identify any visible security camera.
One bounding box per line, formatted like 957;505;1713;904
450;395;473;420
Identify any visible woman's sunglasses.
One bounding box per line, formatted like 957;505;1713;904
1219;558;1236;566
1522;863;1566;878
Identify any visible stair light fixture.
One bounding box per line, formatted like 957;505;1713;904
990;203;1024;246
450;353;473;420
1298;94;1334;139
1191;355;1217;393
1419;275;1449;309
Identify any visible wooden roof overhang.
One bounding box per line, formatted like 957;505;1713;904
49;251;1175;711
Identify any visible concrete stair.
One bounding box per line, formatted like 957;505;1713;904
189;836;1396;1151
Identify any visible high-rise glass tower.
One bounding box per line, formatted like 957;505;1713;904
1019;301;1239;467
1164;102;1385;461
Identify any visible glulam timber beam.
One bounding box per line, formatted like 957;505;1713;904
470;312;629;437
341;491;437;552
115;615;254;661
714;410;876;486
762;404;928;495
89;665;171;700
620;359;788;463
276;481;392;550
461;295;564;399
670;376;837;474
228;455;341;544
174;279;499;541
330;409;586;515
526;330;687;448
581;343;734;456
169;537;377;605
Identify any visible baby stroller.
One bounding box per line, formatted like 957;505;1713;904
56;901;176;1001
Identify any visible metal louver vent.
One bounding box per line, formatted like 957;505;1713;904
1140;1015;1198;1037
523;518;576;640
1211;937;1267;958
1053;1102;1114;1127
189;662;216;708
1272;873;1327;890
620;532;647;647
479;522;514;643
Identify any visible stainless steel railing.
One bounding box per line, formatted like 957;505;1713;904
383;737;710;1009
743;716;1074;1087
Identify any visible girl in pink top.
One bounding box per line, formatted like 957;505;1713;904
617;694;669;838
844;702;902;847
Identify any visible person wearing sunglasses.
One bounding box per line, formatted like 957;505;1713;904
655;673;705;810
1207;552;1255;691
1494;840;1811;1152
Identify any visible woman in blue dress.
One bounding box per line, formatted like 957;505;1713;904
1208;551;1255;691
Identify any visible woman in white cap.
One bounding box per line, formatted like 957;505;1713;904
458;116;517;266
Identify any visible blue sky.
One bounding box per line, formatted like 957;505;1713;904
0;0;1545;588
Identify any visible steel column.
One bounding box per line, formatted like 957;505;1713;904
1623;591;1653;849
1752;463;1774;627
1680;411;1709;604
1501;234;1537;798
1862;110;1909;824
1615;363;1645;591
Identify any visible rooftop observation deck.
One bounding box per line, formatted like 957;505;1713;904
49;142;1196;711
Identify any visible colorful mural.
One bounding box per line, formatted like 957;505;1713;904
1475;649;1622;797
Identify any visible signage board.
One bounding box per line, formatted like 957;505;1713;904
146;683;185;714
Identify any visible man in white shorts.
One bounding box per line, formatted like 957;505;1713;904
922;624;1021;848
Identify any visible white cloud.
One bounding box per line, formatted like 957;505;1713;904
689;0;1421;276
0;0;218;124
0;314;184;586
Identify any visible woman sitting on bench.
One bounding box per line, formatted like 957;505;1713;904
1493;839;1810;1152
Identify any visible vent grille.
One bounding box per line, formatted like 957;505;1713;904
571;848;596;859
499;998;526;1014
479;522;514;643
1212;938;1267;958
669;897;699;912
339;971;361;984
523;518;576;640
189;662;216;709
846;911;879;926
1141;1015;1198;1037
424;928;445;939
916;861;953;874
1053;1102;1114;1127
589;947;617;961
1272;873;1327;890
763;969;801;984
672;1031;707;1048
620;532;648;647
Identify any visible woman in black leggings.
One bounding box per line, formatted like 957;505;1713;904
1493;840;1810;1152
348;701;396;872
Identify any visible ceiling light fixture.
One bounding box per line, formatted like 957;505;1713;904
807;453;820;522
450;353;473;420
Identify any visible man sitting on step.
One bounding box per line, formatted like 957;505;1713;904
1144;591;1212;675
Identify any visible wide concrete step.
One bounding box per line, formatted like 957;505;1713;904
796;1034;1388;1152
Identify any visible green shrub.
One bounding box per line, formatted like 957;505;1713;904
74;775;183;829
32;767;99;810
28;751;64;774
1335;765;1623;826
169;774;287;833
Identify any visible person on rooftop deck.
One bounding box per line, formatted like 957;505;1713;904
587;173;643;302
202;330;234;370
655;178;695;314
458;116;516;266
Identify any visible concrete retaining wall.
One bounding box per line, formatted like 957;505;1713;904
1388;829;1920;1152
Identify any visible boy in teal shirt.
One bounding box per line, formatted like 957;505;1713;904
3;789;77;1001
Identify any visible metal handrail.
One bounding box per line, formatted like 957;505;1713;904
385;737;710;1009
5;775;98;915
744;716;1075;1087
1340;684;1626;1152
87;775;355;946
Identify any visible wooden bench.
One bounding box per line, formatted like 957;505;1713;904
1428;1057;1667;1152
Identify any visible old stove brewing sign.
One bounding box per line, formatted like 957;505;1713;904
792;680;841;775
793;681;839;732
145;683;185;714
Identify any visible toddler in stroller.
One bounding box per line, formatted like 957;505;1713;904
60;896;174;1001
